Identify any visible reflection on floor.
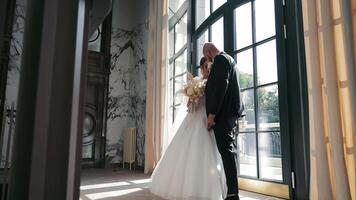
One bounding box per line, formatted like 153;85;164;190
80;168;284;200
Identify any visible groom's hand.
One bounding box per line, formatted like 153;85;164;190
207;114;216;131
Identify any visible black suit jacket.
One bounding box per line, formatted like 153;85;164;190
205;52;244;121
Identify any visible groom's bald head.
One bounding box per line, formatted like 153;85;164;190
203;43;220;60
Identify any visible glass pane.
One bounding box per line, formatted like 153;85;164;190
258;132;283;181
238;133;257;177
211;17;224;51
255;0;276;42
196;30;209;66
196;0;210;29
257;84;280;131
174;105;180;122
236;49;253;88
175;50;187;75
235;3;252;50
212;0;226;12
174;75;186;105
239;89;255;132
256;40;278;85
88;25;102;52
169;62;174;79
169;29;174;58
175;13;188;53
169;79;174;106
169;0;185;18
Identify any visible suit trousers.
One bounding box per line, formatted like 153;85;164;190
213;117;239;195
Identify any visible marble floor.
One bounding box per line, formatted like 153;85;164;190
80;168;284;200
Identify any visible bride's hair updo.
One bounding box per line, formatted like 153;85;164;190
199;57;211;79
200;57;213;69
200;57;208;67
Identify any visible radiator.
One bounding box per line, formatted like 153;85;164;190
122;127;136;170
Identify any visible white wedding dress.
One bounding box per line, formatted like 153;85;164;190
150;98;227;200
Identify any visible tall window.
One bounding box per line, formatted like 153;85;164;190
196;0;227;29
195;1;226;74
168;1;189;122
235;0;282;181
194;0;285;183
196;17;224;67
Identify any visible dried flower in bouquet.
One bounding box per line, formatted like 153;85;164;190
178;72;207;103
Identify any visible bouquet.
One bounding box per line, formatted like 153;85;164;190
178;73;207;103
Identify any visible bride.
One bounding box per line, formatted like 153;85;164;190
150;57;227;200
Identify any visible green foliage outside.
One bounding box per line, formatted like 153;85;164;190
239;72;279;124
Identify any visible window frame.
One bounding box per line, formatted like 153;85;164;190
168;0;192;122
191;0;291;186
170;0;310;198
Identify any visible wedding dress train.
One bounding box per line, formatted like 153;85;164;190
150;100;227;200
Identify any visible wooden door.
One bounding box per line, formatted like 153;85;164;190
81;51;109;167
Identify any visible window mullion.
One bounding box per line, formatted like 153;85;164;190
172;25;177;122
251;0;260;180
224;3;234;54
210;0;213;15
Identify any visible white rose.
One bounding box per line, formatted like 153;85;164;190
186;87;194;96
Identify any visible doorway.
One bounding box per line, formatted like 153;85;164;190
192;0;291;198
234;0;290;198
81;51;109;168
80;11;112;169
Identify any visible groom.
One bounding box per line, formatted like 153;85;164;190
204;43;244;200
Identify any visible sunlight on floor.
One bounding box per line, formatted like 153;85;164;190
129;178;151;184
85;188;143;200
80;169;283;200
80;181;131;190
80;177;155;200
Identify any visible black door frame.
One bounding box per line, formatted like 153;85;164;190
188;0;310;199
283;0;310;199
191;0;292;185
